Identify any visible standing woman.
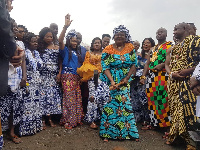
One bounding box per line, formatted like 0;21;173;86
99;25;139;142
77;37;110;129
130;38;154;124
20;32;43;135
38;27;62;129
58;14;84;129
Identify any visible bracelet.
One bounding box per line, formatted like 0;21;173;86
169;72;174;79
140;76;146;80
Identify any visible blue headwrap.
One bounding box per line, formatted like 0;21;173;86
66;29;77;40
113;25;132;43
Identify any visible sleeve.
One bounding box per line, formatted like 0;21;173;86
129;49;137;65
82;51;90;64
101;52;114;72
0;0;16;58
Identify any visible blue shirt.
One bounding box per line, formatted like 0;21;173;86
80;45;87;63
60;46;81;75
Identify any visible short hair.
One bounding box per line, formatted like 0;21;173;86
102;34;111;39
23;32;36;49
17;25;28;33
157;27;167;34
188;23;197;30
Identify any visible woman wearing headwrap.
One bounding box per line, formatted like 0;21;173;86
99;25;139;141
58;14;84;129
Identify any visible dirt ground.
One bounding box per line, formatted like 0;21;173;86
3;121;196;150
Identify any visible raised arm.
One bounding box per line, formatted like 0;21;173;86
58;14;73;50
165;46;172;74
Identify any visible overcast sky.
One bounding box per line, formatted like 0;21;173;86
11;0;200;49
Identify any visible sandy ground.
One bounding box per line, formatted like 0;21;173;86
3;122;196;150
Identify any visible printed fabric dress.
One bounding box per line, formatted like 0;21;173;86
99;43;139;140
0;66;23;131
19;49;43;136
77;51;110;123
59;47;84;128
40;49;62;116
146;41;172;127
130;55;150;123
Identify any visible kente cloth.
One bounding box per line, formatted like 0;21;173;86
146;41;172;127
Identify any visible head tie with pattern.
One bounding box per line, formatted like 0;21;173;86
113;25;132;43
66;29;77;40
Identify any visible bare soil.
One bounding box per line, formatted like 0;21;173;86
3;122;193;150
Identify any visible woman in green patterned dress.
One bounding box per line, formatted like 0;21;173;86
99;25;139;142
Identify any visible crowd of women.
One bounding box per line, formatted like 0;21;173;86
1;3;200;150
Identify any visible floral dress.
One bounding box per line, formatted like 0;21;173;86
40;49;62;116
19;49;43;136
99;43;139;140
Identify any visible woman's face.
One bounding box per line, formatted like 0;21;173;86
70;37;78;49
93;39;101;51
17;27;25;40
29;37;38;50
43;32;53;44
12;22;18;36
142;39;152;51
114;31;126;45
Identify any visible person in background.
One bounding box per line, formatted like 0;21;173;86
130;38;153;124
0;18;25;144
77;37;109;129
50;23;59;45
59;14;84;129
0;0;24;147
76;32;88;114
102;34;111;49
99;25;139;142
19;32;43;136
38;27;62;130
132;40;140;55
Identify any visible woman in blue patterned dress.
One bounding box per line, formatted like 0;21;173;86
99;25;139;142
20;32;43;135
38;27;62;129
130;38;155;124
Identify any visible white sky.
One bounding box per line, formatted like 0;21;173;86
11;0;200;50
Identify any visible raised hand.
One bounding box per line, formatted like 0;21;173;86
65;14;73;27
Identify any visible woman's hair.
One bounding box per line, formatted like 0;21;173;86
90;37;102;52
65;37;82;64
23;32;36;49
17;25;28;33
37;27;55;53
141;37;155;58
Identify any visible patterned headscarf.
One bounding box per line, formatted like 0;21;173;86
65;29;77;40
113;25;132;43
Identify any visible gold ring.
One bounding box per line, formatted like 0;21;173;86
20;60;22;64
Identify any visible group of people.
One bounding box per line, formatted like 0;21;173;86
1;0;200;150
